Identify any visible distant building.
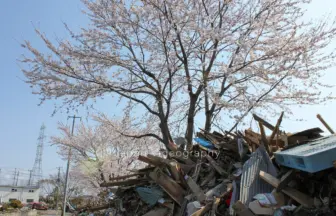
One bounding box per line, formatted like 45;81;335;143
0;185;40;203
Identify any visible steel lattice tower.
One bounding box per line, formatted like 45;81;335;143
31;124;45;186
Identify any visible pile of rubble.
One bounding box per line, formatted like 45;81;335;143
80;113;336;216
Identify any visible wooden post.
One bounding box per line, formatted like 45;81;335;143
258;122;271;155
317;114;335;134
268;112;284;143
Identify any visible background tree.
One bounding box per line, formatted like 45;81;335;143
51;116;159;188
21;0;336;149
40;172;84;209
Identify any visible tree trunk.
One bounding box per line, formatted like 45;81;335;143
185;95;197;150
204;110;213;132
160;119;173;150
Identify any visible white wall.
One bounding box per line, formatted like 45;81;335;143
0;186;40;203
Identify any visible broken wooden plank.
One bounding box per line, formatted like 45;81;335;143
233;201;255;216
259;171;314;208
138;155;165;167
201;169;216;187
205;155;228;177
253;113;276;131
143;208;169;216
282;187;314;208
268;111;284;143
249;200;274;215
277;170;295;192
317;114;335;134
210;198;220;216
100;178;148;187
186;176;205;202
109;173;141;181
190;202;213;216
245;129;261;145
146;154;182;182
149;168;186;206
259;171;281;188
177;198;188;216
258;121;271;155
192;162;201;182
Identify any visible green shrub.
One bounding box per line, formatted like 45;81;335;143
0;203;10;211
10;200;23;209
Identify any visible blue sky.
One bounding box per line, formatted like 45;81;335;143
0;0;335;180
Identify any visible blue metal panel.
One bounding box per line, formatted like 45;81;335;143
274;135;336;173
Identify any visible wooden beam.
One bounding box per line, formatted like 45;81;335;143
190;202;213;216
268;112;284;143
258;121;271;155
205;155;228;177
143;208;169;216
80;204;113;212
277;170;295;192
138;155;165;167
100;178;147;187
259;171;314;208
253;113;275;131
186;176;205;202
109;173;140;181
200;169;216;186
210;198;221;216
317;114;335;134
149;168;186;206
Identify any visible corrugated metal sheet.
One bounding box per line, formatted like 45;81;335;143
239;145;277;205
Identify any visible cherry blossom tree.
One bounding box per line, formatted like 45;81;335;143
40;172;84;209
51;117;159;189
21;0;336;149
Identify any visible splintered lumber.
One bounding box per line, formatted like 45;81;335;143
149;168;186;206
190;202;213;216
177;198;188;216
233;201;255;216
277;170;295;192
268;112;284;143
171;154;195;165
186;176;206;202
138;155;166;167
210;198;221;216
245;129;261;145
109;173;141;181
258;122;271;155
146;154;191;185
81;204;112;212
317;114;335;134
205;155;228;177
201;169;216;186
259;171;314;208
253;113;276;131
100;178;148;187
143;208;169;216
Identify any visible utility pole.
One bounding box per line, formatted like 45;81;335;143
62;115;81;216
55;167;61;213
16;171;20;186
13;168;17;186
28;170;32;186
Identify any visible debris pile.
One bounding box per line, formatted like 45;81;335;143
80;113;336;216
